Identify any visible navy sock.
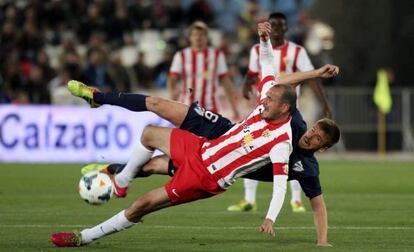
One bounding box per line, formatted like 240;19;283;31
93;92;148;111
107;163;150;178
107;163;126;174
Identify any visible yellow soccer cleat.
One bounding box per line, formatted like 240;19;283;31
81;163;109;175
227;199;257;212
291;200;306;213
67;80;101;108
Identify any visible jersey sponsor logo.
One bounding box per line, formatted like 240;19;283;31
293;161;304;172
241;122;254;153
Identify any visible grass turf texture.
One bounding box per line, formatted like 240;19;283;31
1;160;414;251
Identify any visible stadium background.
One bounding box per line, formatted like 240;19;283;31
0;1;413;251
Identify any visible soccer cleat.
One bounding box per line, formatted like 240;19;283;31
227;199;257;212
67;80;101;108
291;200;306;213
81;163;110;175
109;174;128;198
50;232;82;247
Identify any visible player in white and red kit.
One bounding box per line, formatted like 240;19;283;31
168;21;240;119
230;12;332;213
50;23;339;247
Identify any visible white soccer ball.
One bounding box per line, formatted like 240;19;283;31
79;171;114;205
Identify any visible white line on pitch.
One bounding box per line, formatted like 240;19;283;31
0;224;413;230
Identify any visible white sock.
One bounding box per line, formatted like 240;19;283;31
115;140;153;187
80;210;136;244
290;180;302;203
243;179;259;204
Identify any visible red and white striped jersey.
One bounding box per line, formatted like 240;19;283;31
247;41;314;99
200;75;293;189
169;47;229;112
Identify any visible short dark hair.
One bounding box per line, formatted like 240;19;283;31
274;84;297;114
268;12;287;22
317;118;341;148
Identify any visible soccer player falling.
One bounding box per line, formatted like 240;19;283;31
50;22;339;247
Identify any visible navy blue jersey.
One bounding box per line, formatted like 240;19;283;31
288;108;320;178
169;103;322;198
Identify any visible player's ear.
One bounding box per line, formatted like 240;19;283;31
282;103;289;114
318;147;328;153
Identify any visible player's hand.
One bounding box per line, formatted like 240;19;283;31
316;242;333;247
316;64;339;78
259;218;275;237
258;22;271;41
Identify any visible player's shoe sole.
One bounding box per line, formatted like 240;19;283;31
81;163;110;175
67;80;101;108
50;232;82;247
291;200;306;213
227;199;257;212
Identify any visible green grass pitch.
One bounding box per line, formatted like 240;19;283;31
1;160;414;252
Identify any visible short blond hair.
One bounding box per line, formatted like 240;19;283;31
189;21;209;35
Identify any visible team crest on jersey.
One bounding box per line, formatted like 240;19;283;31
203;71;209;78
261;129;271;138
283;164;289;174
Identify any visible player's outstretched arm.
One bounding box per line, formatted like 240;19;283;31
310;194;333;247
277;64;339;88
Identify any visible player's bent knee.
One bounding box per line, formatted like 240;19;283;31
141;125;158;146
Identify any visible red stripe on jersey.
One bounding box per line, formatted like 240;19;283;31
273;163;288;175
180;51;187;103
255;44;261;85
266;115;292;131
279;43;288;72
200;48;209;108
214;132;290;179
211;50;220;112
190;49;197;104
203;123;281;167
255;44;260;54
259;75;275;89
247;69;259;77
292;46;301;72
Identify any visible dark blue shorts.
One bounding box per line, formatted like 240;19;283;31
167;102;322;199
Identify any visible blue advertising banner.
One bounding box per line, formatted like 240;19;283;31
0;105;172;163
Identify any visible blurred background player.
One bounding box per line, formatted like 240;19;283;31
168;21;240;120
229;12;332;213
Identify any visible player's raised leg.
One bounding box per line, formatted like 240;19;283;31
67;80;189;127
